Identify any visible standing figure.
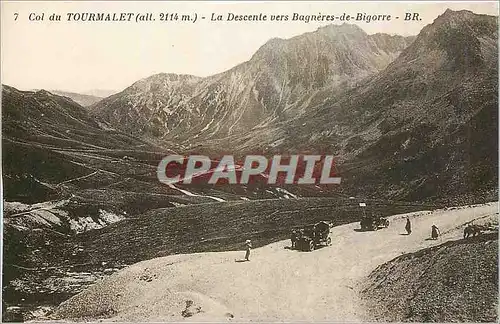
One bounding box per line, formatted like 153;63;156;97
405;217;412;235
244;239;252;261
290;230;298;249
431;225;440;240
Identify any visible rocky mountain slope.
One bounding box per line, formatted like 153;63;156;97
3;86;168;204
90;25;413;142
90;10;497;204
362;232;498;322
263;9;498;202
2;86;304;321
2;86;296;205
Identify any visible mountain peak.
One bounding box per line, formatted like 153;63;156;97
406;8;497;57
433;8;490;26
141;72;200;82
318;23;366;34
126;72;201;92
441;8;474;17
35;89;53;96
252;23;372;61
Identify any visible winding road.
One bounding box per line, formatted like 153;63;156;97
54;202;497;322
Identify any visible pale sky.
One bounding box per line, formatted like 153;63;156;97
1;1;498;94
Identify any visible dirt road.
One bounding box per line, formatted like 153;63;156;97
54;202;498;322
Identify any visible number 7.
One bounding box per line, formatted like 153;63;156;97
14;13;18;20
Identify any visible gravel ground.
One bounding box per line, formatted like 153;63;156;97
361;230;498;322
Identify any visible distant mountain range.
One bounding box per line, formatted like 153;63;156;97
82;89;117;98
3;9;498;204
87;9;497;202
48;90;104;106
90;24;414;141
29;89;118;107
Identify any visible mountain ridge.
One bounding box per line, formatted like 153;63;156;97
29;89;118;107
283;9;498;201
90;23;414;142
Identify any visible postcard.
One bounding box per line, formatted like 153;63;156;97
1;1;498;322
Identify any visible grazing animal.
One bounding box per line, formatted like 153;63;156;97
464;224;486;238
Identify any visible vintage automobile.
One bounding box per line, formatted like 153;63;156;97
360;215;390;231
294;221;332;252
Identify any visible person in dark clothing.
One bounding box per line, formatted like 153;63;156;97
431;225;440;240
244;239;252;261
405;217;412;235
290;230;298;249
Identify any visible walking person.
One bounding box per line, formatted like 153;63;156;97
244;239;252;261
405;217;412;235
431;225;440;240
